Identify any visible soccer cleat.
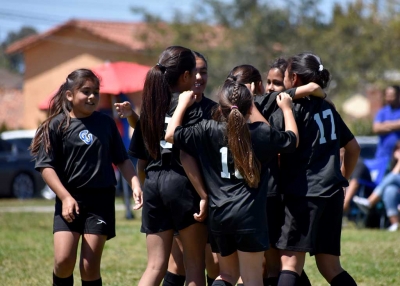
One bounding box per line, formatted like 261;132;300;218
353;196;371;214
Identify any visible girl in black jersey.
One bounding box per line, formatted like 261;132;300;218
269;53;360;286
165;78;299;286
228;63;323;286
128;46;208;286
30;69;143;286
163;51;220;286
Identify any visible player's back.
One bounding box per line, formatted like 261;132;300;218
270;97;353;196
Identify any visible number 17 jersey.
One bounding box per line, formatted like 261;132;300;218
269;97;354;197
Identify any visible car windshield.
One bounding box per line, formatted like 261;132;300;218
6;138;32;153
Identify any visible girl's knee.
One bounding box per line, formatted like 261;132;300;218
54;256;76;276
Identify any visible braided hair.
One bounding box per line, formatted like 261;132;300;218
214;76;261;188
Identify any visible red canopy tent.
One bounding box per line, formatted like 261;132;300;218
39;61;151;110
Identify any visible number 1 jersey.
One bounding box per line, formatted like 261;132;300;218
174;120;296;234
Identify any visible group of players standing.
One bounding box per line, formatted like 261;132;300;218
31;45;360;286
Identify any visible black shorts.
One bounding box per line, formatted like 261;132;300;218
53;187;116;240
141;169;201;234
209;231;269;257
276;190;344;256
266;195;285;247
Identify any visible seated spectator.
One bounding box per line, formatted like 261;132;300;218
344;156;374;214
354;141;400;231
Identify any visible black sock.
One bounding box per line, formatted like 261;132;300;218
237;284;244;286
212;280;233;286
299;270;312;286
277;270;300;286
162;271;186;286
207;275;216;286
53;273;73;286
330;271;357;286
264;276;279;286
82;278;102;285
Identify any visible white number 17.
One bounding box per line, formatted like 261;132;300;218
313;109;337;144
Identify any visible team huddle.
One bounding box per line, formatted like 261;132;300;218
31;46;360;286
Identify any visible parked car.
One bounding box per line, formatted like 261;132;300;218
0;130;45;199
0;129;36;153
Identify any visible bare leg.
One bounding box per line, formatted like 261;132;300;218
53;231;80;278
139;230;174;286
179;223;207;286
215;252;240;285
79;234;107;281
280;250;306;275
238;250;264;286
315;253;344;283
205;243;219;279
167;235;186;276
264;247;281;277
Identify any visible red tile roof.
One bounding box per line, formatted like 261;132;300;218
6;19;226;54
6;20;172;54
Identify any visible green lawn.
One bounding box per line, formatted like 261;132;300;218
0;199;399;285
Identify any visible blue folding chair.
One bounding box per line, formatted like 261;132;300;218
359;157;390;228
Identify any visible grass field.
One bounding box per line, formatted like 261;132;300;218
0;199;399;285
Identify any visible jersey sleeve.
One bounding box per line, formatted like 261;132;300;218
173;121;205;156
268;108;285;130
335;111;355;147
248;122;297;165
128;120;148;160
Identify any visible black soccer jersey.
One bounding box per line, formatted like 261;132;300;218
269;97;354;197
254;88;297;120
128;92;214;172
254;88;297;197
35;111;128;190
198;95;217;120
173;120;296;234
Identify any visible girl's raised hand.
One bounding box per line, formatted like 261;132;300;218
178;90;196;107
114;101;133;118
277;92;293;111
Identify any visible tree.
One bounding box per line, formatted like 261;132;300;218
0;26;37;73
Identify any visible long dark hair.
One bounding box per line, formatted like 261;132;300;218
286;53;330;88
214;76;261;188
228;64;262;86
140;46;195;159
30;69;100;156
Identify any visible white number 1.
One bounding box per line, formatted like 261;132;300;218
313;109;337;144
220;147;243;179
160;117;172;149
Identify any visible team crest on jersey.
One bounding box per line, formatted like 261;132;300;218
79;130;93;145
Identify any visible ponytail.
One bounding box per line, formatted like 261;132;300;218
140;46;196;159
218;79;261;188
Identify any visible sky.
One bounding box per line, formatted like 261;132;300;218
0;0;353;42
